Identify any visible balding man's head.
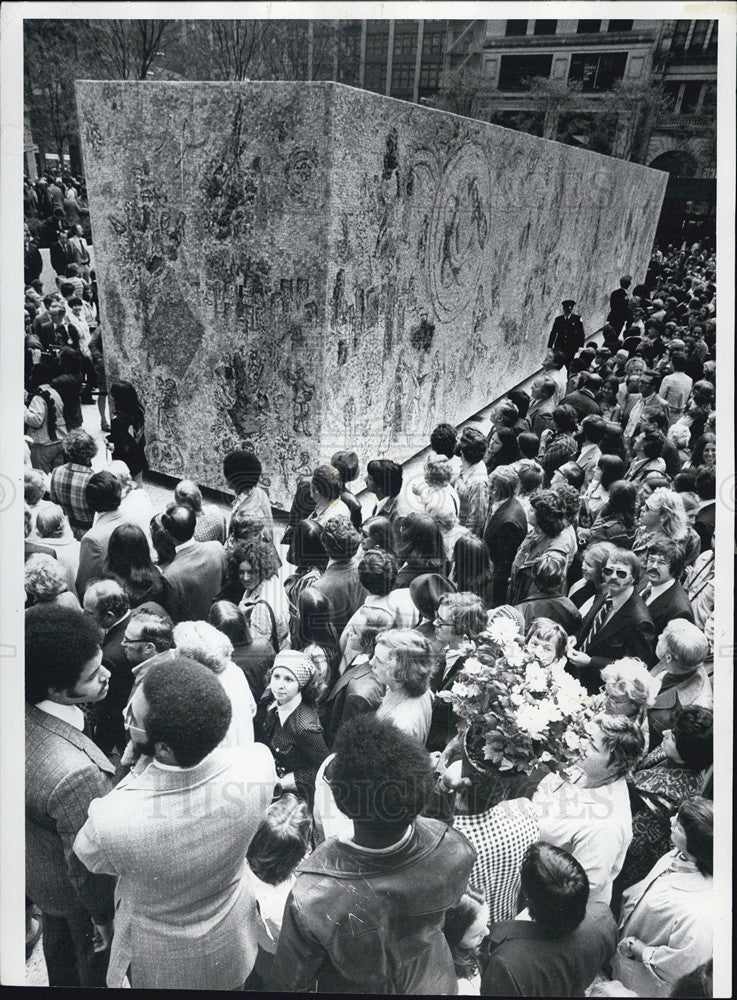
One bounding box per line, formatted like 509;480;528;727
161;504;196;544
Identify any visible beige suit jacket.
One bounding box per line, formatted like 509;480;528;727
74;743;276;989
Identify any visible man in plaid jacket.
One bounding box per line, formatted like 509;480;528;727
49;429;98;538
25;604;116;987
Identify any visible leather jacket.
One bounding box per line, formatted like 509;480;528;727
271;816;476;994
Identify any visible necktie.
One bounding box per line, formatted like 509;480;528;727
641;583;653;602
581;598;612;653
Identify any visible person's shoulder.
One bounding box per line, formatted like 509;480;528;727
224;741;277;779
575;902;618;945
293;701;324;733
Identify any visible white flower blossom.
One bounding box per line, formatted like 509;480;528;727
487;617;520;645
461;657;485;678
524;662;549;694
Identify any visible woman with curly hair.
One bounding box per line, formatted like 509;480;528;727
633;487;689;561
395;512;447;588
507;488;577;604
586;480;638;550
410;453;460;523
427;593;497;753
172;620;256;749
24;552;80;610
101;522;180;620
230;536;290;650
292;588;341;695
600;657;661;739
254;650;329;809
371;629;436;745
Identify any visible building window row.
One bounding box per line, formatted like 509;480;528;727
670;19;718;53
504;19;633;37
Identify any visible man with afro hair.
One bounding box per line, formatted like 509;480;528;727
25;604;115;987
271;715;476;994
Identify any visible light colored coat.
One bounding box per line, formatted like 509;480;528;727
75;508;129;599
73;743;277;989
613;850;712;997
25;704;116;922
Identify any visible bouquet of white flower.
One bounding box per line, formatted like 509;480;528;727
436;615;596;775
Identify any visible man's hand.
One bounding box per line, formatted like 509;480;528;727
92;920;113;952
568;648;592;669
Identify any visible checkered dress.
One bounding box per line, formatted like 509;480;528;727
49;461;94;536
453;798;539;923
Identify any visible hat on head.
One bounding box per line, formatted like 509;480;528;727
272;650;316;689
621;275;632;284
409;573;457;621
486;604;525;634
562;299;576;308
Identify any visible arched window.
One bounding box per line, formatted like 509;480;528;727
648;150;698;177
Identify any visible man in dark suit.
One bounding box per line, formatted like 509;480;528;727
561;372;602;421
548;299;585;367
161;504;226;621
36;297;82;355
482;843;616;997
320;653;385;748
25;604;115;987
50;226;77;277
82;579;168;754
483;466;528;606
606;274;632;335
568;548;655;695
639;540;694;663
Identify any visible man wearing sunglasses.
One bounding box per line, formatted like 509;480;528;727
568;548;655;695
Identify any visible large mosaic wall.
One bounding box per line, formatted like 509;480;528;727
76;81;667;507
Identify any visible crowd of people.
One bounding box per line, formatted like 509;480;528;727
23;234;718;994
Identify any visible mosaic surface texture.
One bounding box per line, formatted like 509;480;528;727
77;81;667;506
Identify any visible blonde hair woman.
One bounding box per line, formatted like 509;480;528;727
371;629;436;745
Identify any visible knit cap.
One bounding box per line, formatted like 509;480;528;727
273;650;316;689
